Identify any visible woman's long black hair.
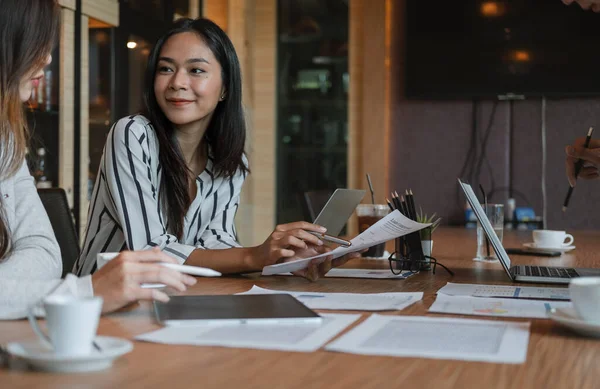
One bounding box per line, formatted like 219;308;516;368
143;18;249;239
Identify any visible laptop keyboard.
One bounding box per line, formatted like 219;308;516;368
522;266;578;278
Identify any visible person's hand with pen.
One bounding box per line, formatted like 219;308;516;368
250;221;361;281
565;137;600;187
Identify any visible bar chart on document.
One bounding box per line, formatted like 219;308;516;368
469;285;568;300
429;295;572;318
437;283;570;300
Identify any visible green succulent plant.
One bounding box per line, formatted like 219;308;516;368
417;207;442;241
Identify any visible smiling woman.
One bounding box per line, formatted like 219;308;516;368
154;32;225;128
75;18;362;281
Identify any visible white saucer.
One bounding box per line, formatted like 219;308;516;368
549;307;600;338
6;336;133;373
523;242;576;253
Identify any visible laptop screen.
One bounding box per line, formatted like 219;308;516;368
458;179;515;280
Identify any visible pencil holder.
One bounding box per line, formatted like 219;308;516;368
388;231;427;272
388;230;454;276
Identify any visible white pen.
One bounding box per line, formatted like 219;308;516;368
307;231;352;247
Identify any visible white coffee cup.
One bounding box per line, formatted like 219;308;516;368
569;277;600;324
27;295;103;356
532;230;574;248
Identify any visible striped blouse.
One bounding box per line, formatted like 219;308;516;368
74;115;246;276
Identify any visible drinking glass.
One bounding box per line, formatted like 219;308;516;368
474;203;504;261
356;204;390;257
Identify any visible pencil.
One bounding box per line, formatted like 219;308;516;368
386;198;395;212
400;195;409;219
409;189;418;220
391;192;401;210
405;190;417;220
563;126;594;212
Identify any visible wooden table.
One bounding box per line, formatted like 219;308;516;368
1;228;599;389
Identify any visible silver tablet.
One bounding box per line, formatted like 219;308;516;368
313;189;366;236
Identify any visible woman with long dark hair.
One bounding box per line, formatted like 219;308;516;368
76;18;358;279
0;0;196;319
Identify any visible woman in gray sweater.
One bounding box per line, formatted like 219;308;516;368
0;0;196;319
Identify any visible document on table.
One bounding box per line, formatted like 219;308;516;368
325;314;530;364
429;294;572;319
325;268;417;279
238;285;423;311
135;313;360;352
438;282;570;300
262;210;430;276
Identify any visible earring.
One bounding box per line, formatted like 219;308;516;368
220;94;226;101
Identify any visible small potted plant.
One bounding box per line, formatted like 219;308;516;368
417;207;442;260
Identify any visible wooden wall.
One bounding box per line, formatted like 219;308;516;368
82;0;119;26
205;0;277;246
346;0;395;233
59;8;75;208
203;0;229;31
79;14;89;235
56;0;119;237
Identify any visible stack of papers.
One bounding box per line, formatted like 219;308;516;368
135;313;360;352
262;210;429;275
438;282;570;300
429;294;572;319
326;314;530;364
238;285;423;311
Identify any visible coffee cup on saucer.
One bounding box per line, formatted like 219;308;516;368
569;277;600;324
27;295;103;356
532;230;574;248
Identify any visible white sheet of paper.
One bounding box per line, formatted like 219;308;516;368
238;285;423;311
325;268;417;279
429;294;572;319
135;313;360;352
438;282;570;300
262;210;430;275
326;314;530;364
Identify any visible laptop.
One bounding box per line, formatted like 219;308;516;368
458;179;600;284
313;189;366;235
154;294;322;326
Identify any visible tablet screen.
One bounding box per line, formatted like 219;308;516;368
313;189;366;236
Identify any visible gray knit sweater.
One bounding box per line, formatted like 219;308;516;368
0;161;92;319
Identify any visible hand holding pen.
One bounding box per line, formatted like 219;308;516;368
307;231;351;247
565;128;600;186
563;127;598;211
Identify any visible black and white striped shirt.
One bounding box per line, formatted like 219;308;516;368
74;115;245;276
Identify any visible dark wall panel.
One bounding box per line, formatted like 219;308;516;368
389;98;600;230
